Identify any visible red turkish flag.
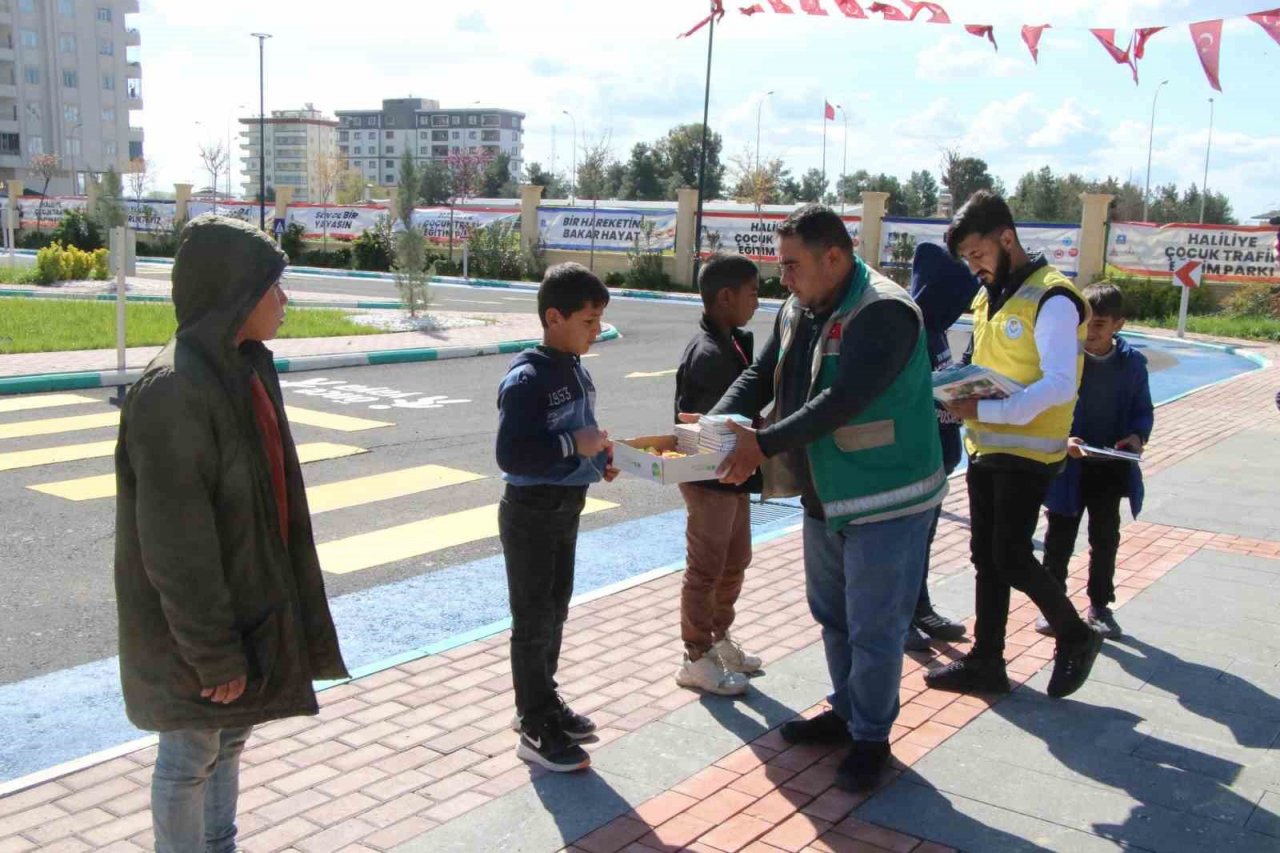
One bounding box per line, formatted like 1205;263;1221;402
799;0;827;15
832;0;869;17
1248;8;1280;46
869;3;908;21
741;4;766;14
678;0;725;38
1189;19;1224;92
1134;26;1164;59
1021;24;1049;63
824;101;836;120
965;25;997;51
1091;28;1138;83
902;1;950;23
766;0;795;11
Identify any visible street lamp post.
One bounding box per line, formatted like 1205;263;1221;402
1199;97;1215;224
561;109;577;205
1142;79;1169;222
250;32;272;230
754;90;773;175
836;104;848;212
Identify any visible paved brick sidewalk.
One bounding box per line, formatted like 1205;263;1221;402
0;338;1274;852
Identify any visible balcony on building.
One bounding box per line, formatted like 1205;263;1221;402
126;61;141;79
125;78;142;110
0;25;14;64
0;99;17;133
123;0;140;13
126;28;141;47
0;130;21;169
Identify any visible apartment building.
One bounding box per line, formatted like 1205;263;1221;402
238;104;338;202
0;0;143;194
335;97;524;188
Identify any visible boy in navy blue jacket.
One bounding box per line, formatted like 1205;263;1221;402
1042;283;1153;640
496;262;616;773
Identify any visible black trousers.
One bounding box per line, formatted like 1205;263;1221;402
1043;462;1128;609
968;464;1088;659
499;483;587;727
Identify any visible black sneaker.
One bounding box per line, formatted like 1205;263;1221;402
913;609;966;642
780;709;852;745
1087;606;1123;639
834;740;891;793
1047;629;1103;699
924;655;1011;694
904;624;932;652
554;694;597;741
516;719;591;772
1034;615;1055;637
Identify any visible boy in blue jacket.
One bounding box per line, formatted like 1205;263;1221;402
1041;283;1153;640
496;263;617;773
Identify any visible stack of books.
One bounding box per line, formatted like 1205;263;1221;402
684;414;751;454
674;424;702;455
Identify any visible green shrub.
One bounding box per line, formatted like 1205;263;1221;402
466;221;525;280
298;248;353;269
280;222;306;261
50;210;104;252
603;271;625;287
1104;275;1215;320
351;217;393;271
32;242;106;284
1222;282;1280;318
91;248;109;280
17;231;54;250
760;276;787;299
34;243;62;284
624;221;673;290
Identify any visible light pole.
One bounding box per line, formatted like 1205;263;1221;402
68;123;82;194
1142;79;1168;222
561;109;577;205
754;90;774;175
1198;97;1215;224
836;104;848;212
250;32;272;229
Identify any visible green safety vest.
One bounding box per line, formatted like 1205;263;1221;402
764;258;947;529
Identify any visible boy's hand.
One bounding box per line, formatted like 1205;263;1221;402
943;398;980;421
603;465;620;482
1066;437;1086;459
201;674;247;705
717;420;764;486
573;426;611;457
1117;434;1144;455
677;413;701;424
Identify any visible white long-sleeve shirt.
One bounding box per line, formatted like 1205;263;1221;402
976;295;1080;426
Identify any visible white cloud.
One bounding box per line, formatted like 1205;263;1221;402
916;34;1027;80
1027;97;1097;148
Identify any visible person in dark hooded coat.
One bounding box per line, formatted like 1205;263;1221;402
113;215;348;853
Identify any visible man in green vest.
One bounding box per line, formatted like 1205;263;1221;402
694;204;947;792
925;190;1103;700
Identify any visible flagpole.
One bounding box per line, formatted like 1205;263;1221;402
693;1;716;280
837;105;848;214
821;107;827;199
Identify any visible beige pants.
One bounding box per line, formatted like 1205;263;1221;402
678;484;753;660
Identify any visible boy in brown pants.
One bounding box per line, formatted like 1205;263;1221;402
673;254;763;695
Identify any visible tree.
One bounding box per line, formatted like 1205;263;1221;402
836;170;906;215
418;160;452;206
657;123;724;200
394;151;418;229
479;152;517;198
334;169;366;205
310;150;352;248
253;186;276;203
1010;166;1065;222
393;150;430;317
523;161;568;198
197;141;229;213
621;143;666;201
125;157;151;205
444;150;492;259
902;170;939;217
798;168;828;203
941;150;996;209
730;148;780;209
575;136;615;201
604;162;627;200
29;153;60;232
93;166;125;231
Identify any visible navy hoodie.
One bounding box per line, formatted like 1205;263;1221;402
496;346;606;487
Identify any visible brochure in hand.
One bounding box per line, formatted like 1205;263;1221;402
931;364;1025;404
1079;444;1143;463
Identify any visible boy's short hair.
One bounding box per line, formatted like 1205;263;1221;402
776;204;853;255
697;254;758;309
537;262;610;328
1083;282;1125;319
945;190;1016;256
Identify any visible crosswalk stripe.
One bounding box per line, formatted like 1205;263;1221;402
0;411;119;440
317;497;618;575
0;394;101;414
0;440;118;472
26;443;371;500
284;407;391;432
306;464;485;514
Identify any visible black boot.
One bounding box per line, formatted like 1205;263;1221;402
834;740;892;793
779;709;852;745
924;654;1011;694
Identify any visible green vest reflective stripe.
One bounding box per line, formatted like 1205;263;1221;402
963;265;1088;465
764;257;947;529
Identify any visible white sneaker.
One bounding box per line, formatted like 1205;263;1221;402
675;654;749;696
711;634;762;674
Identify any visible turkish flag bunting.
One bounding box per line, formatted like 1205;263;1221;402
1248;8;1280;45
1134;26;1163;59
766;0;795;11
1190;19;1224;92
825;101;836;120
1091;28;1138;83
901;1;951;23
831;0;869;17
965;24;997;51
799;0;828;14
678;0;726;38
741;3;765;14
1021;24;1049;62
869;3;909;21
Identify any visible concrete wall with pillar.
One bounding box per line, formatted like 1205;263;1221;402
174;184;192;222
274;187;294;232
675;186;698;287
859;191;889;268
1077;193;1113;285
6;181;22;250
519;184;543;255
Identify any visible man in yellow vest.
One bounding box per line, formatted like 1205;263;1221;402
925;191;1104;700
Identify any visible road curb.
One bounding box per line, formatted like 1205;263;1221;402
0;325;620;396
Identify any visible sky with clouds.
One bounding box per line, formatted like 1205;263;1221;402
135;0;1279;220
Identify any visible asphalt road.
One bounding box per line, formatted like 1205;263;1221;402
0;275;780;685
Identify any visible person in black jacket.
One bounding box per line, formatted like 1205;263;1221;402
673;254;762;695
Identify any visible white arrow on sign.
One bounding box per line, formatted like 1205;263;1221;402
1173;260;1204;288
626;368;678;379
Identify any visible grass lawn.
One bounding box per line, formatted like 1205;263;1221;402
1138;313;1280;343
0;264;38;285
0;298;385;354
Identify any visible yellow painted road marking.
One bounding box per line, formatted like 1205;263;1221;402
0;440;117;472
284;407;392;433
306;464;484;514
26;442;370;500
0;411;119;440
0;394;100;414
318;497;618;575
626;369;677;379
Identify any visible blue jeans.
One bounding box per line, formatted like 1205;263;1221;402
152;726;253;853
803;510;932;741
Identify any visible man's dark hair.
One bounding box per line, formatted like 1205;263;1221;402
1083;282;1125;319
697;254;758;309
945;190;1017;256
537;262;610;328
776;204;853;254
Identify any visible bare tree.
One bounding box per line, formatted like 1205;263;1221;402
729;147;779;213
444;150;493;259
197;142;229;215
125;157;151;205
29;153;60;233
310;149;350;249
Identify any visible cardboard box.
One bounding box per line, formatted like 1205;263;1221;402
612;435;727;486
